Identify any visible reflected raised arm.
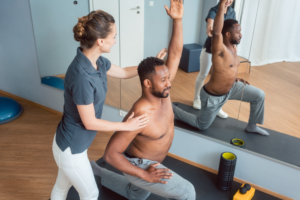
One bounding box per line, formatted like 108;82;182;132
164;0;184;82
212;0;226;55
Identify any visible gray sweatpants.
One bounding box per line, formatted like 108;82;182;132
101;156;196;200
173;81;265;130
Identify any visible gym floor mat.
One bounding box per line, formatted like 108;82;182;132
173;102;300;167
66;156;281;200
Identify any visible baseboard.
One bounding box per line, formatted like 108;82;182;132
0;90;63;116
167;152;293;200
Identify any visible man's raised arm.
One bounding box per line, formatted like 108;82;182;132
164;0;184;82
212;0;227;54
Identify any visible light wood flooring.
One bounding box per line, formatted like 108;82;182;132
0;91;114;199
105;61;300;138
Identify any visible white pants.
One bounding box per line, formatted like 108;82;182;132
51;134;99;200
194;48;212;100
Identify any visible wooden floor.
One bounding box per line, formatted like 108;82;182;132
105;61;300;138
236;61;300;138
0;91;114;200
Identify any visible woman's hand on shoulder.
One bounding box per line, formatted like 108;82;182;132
124;112;149;131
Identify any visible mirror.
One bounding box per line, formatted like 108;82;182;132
30;0;121;109
121;0;171;111
29;0;300;166
236;0;300;167
120;0;253;139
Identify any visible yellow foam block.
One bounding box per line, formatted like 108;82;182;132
233;184;255;200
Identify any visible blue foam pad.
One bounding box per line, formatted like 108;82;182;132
0;97;23;124
41;76;64;90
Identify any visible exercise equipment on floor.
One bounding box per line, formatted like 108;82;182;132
41;76;64;90
233;183;255;200
0;96;23;124
230;138;245;149
217;152;237;191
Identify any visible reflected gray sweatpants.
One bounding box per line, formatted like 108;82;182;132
173;81;265;130
101;156;196;200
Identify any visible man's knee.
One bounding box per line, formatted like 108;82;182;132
197;118;211;131
200;123;210;131
254;88;265;101
130;190;150;200
186;183;196;200
178;182;196;200
128;183;151;200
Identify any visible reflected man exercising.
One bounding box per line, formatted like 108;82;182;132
173;0;269;136
90;0;196;199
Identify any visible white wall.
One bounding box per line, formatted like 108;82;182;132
144;0;205;58
0;0;65;112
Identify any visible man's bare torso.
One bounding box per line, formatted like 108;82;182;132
206;45;240;95
126;97;174;163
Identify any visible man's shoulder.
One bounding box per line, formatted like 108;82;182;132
130;97;172;116
131;99;152;116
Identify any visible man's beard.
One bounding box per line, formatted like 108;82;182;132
231;37;241;45
152;86;171;98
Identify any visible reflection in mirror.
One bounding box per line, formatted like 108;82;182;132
91;1;122;109
30;0;121;108
30;0;89;89
121;77;141;111
121;0;169;111
121;0;254;128
236;0;300;166
171;0;250;124
170;0;254;132
105;77;121;109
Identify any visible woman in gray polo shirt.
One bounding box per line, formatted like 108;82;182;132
193;0;236;118
51;10;156;200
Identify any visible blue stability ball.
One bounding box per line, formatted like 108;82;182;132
41;76;65;90
0;97;23;125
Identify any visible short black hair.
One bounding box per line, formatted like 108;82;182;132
222;19;239;36
137;57;165;86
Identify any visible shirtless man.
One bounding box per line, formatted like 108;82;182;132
90;1;196;199
173;0;269;136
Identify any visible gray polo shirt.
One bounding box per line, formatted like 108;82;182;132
56;47;111;154
203;3;236;53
